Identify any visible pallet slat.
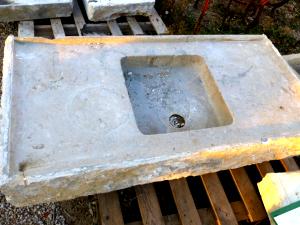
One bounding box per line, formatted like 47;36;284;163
73;0;86;36
135;184;165;225
127;17;144;35
169;178;203;225
149;9;168;35
281;158;299;171
202;173;238;225
125;200;249;225
256;162;274;177
107;20;123;36
18;21;34;37
98;192;124;225
230;201;248;221
50;19;65;38
230;168;266;222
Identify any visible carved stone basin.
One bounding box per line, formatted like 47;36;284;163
1;35;300;206
121;55;232;135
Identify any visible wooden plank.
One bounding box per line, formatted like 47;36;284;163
107;20;123;36
230;201;248;221
126;208;216;225
127;17;144;35
18;21;34;37
281;157;299;171
98;192;124;225
149;9;168;35
125;201;248;225
50;19;65;38
230;168;266;222
135;184;165;225
169;178;203;225
256;162;274;177
201;173;238;225
73;0;86;36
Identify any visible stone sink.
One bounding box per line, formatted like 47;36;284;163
1;35;300;206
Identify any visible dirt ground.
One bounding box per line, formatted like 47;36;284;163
0;1;299;224
156;0;300;54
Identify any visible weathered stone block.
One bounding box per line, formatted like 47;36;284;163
82;0;155;21
0;0;73;22
1;35;300;206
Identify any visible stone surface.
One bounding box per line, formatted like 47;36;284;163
82;0;155;21
1;35;300;206
258;172;300;225
0;0;73;22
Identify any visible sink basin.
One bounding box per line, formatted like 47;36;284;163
1;35;300;206
121;55;233;134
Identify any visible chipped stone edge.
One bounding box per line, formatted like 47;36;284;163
2;136;300;206
0;35;14;187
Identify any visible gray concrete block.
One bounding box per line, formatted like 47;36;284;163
82;0;155;21
1;35;300;206
0;0;73;22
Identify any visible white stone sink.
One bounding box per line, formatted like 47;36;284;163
1;35;300;206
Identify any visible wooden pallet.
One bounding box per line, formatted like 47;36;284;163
18;1;299;224
19;0;167;38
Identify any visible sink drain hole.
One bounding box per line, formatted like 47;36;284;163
169;114;185;128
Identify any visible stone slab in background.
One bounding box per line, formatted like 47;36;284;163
0;0;73;22
82;0;155;21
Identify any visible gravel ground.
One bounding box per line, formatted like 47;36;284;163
0;193;66;225
0;192;98;225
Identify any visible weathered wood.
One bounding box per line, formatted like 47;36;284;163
202;173;238;225
230;201;248;221
230;168;266;222
50;19;65;38
107;20;123;36
126;208;216;225
98;192;124;225
127;17;144;35
135;184;165;225
125;200;249;225
281;158;299;171
149;9;168;34
256;162;274;177
73;0;86;36
169;178;203;225
18;21;34;37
